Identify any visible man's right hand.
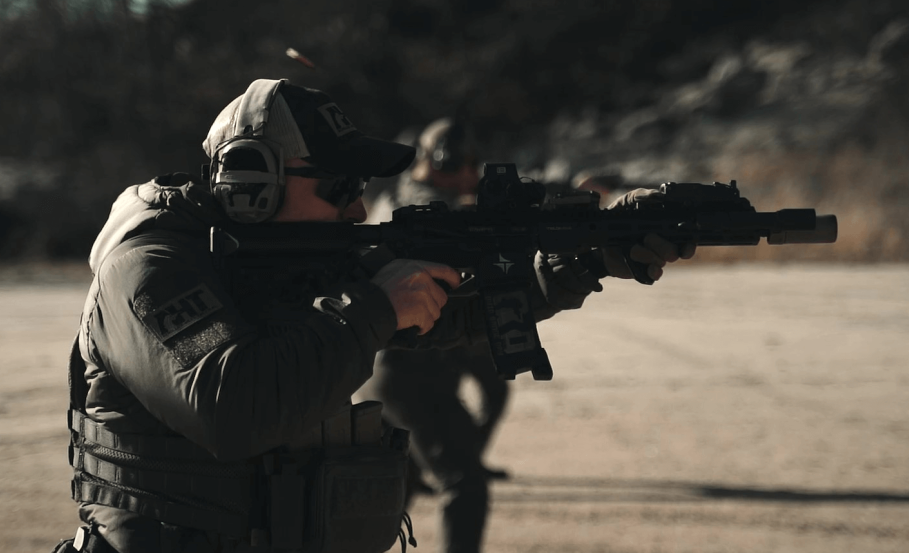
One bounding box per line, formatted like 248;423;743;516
370;259;461;335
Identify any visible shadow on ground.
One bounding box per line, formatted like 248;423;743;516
494;475;909;504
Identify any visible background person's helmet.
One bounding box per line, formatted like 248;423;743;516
416;117;477;174
203;78;416;223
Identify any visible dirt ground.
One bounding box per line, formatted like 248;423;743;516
0;264;906;553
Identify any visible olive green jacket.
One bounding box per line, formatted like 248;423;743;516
76;173;402;552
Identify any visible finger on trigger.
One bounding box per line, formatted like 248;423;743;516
423;263;462;290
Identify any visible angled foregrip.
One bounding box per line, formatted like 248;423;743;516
622;246;655;286
576;250;609;279
577;247;653;285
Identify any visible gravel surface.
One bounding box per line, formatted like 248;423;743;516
1;264;906;552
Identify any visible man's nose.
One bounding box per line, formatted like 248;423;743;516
342;197;367;223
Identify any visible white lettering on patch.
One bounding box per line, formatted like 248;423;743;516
141;285;223;341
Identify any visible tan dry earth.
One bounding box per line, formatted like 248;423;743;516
0;264;907;553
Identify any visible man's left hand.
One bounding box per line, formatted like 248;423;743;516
600;188;697;282
600;233;697;282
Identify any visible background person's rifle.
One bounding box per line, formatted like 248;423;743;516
212;163;837;381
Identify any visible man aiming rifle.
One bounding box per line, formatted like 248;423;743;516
56;78;702;553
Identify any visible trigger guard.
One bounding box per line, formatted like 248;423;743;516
447;272;478;297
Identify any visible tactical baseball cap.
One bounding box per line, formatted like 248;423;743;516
203;79;415;178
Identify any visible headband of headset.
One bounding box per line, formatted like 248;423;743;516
211;79;296;223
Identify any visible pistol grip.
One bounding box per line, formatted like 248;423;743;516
393;275;474;344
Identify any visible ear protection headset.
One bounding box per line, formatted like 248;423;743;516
209;79;299;223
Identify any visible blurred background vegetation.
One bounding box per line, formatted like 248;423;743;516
0;0;906;262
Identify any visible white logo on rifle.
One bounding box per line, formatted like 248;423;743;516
494;254;515;274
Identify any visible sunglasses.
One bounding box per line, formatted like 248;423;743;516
284;166;367;209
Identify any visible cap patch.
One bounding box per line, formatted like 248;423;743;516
140;285;224;341
317;103;357;137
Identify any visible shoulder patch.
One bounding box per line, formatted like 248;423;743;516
140;285;223;341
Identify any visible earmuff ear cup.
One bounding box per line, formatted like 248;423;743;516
212;139;284;223
208;79;291;224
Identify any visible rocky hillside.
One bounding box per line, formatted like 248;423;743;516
0;0;906;261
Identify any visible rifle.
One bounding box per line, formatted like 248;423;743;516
211;163;837;381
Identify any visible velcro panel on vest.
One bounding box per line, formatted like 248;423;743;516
76;450;250;507
69;410;218;461
69;409;254;536
74;478;249;537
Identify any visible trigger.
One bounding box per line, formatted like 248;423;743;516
446;272;478;297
